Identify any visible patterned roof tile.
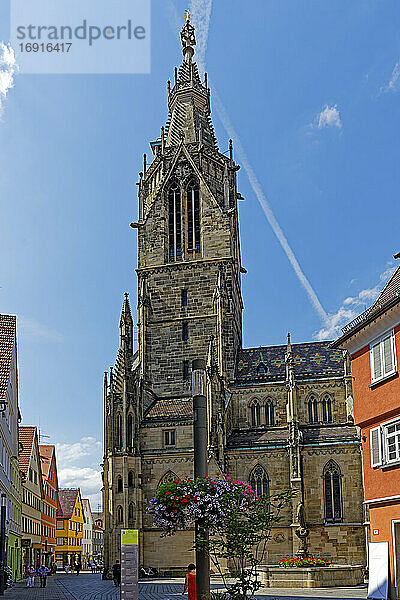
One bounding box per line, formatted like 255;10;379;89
235;341;343;383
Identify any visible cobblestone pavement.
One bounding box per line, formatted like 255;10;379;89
3;574;369;600
4;575;67;599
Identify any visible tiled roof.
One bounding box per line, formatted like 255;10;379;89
235;342;343;384
302;425;360;444
227;425;359;449
39;445;54;481
144;397;193;422
339;265;400;339
58;489;79;519
227;428;289;449
19;426;36;478
0;314;16;399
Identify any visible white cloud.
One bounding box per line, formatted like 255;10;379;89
18;316;64;342
317;104;342;129
380;60;400;94
315;264;397;340
0;42;18;116
56;437;103;509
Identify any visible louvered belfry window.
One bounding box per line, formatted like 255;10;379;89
324;460;342;522
168;182;182;261
370;330;396;384
187;179;200;253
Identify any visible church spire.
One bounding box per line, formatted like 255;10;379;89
163;17;217;149
119;292;133;357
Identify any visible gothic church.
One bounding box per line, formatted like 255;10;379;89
102;19;365;573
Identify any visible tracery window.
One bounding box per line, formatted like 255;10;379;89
158;471;179;488
116;505;123;523
115;413;122;449
117;476;123;493
322;396;333;424
128;503;134;521
308;396;318;424
168;182;182;261
265;400;275;426
249;465;269;497
187;179;200;253
128;471;134;488
127;414;133;450
251;401;262;427
324;460;342;522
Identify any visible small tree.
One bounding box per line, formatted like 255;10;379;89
148;474;293;600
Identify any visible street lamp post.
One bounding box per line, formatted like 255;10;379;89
192;359;210;600
0;493;7;596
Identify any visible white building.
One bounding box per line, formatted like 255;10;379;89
82;499;94;568
0;314;22;580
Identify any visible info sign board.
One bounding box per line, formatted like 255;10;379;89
121;529;139;600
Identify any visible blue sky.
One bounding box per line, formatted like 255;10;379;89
0;0;399;505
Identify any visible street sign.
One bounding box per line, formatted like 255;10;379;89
121;529;138;600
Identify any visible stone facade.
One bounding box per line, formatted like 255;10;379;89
102;19;366;573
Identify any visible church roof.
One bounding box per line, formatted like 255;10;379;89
235;341;343;384
144;397;193;422
162;19;218;149
227;424;359;449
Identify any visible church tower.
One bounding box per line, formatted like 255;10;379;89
133;18;244;404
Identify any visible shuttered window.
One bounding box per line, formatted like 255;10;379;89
370;426;382;468
370;331;396;384
384;421;400;464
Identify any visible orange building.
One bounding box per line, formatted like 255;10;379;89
334;265;400;598
40;445;59;566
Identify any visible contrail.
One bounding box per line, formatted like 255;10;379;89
188;0;328;323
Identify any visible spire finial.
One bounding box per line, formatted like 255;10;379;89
181;14;196;61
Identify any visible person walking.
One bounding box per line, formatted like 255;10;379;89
112;560;121;587
38;564;50;588
75;559;82;576
27;565;36;588
183;564;196;600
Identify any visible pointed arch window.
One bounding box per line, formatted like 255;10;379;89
115;413;122;449
117;476;123;493
128;503;134;521
168;182;182;261
265;400;275;426
251;401;261;427
249;466;269;497
308;396;318;424
128;471;134;488
324;460;342;522
187;179;200;253
127;414;133;450
158;471;179;488
116;505;123;523
257;363;266;375
322;396;333;424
